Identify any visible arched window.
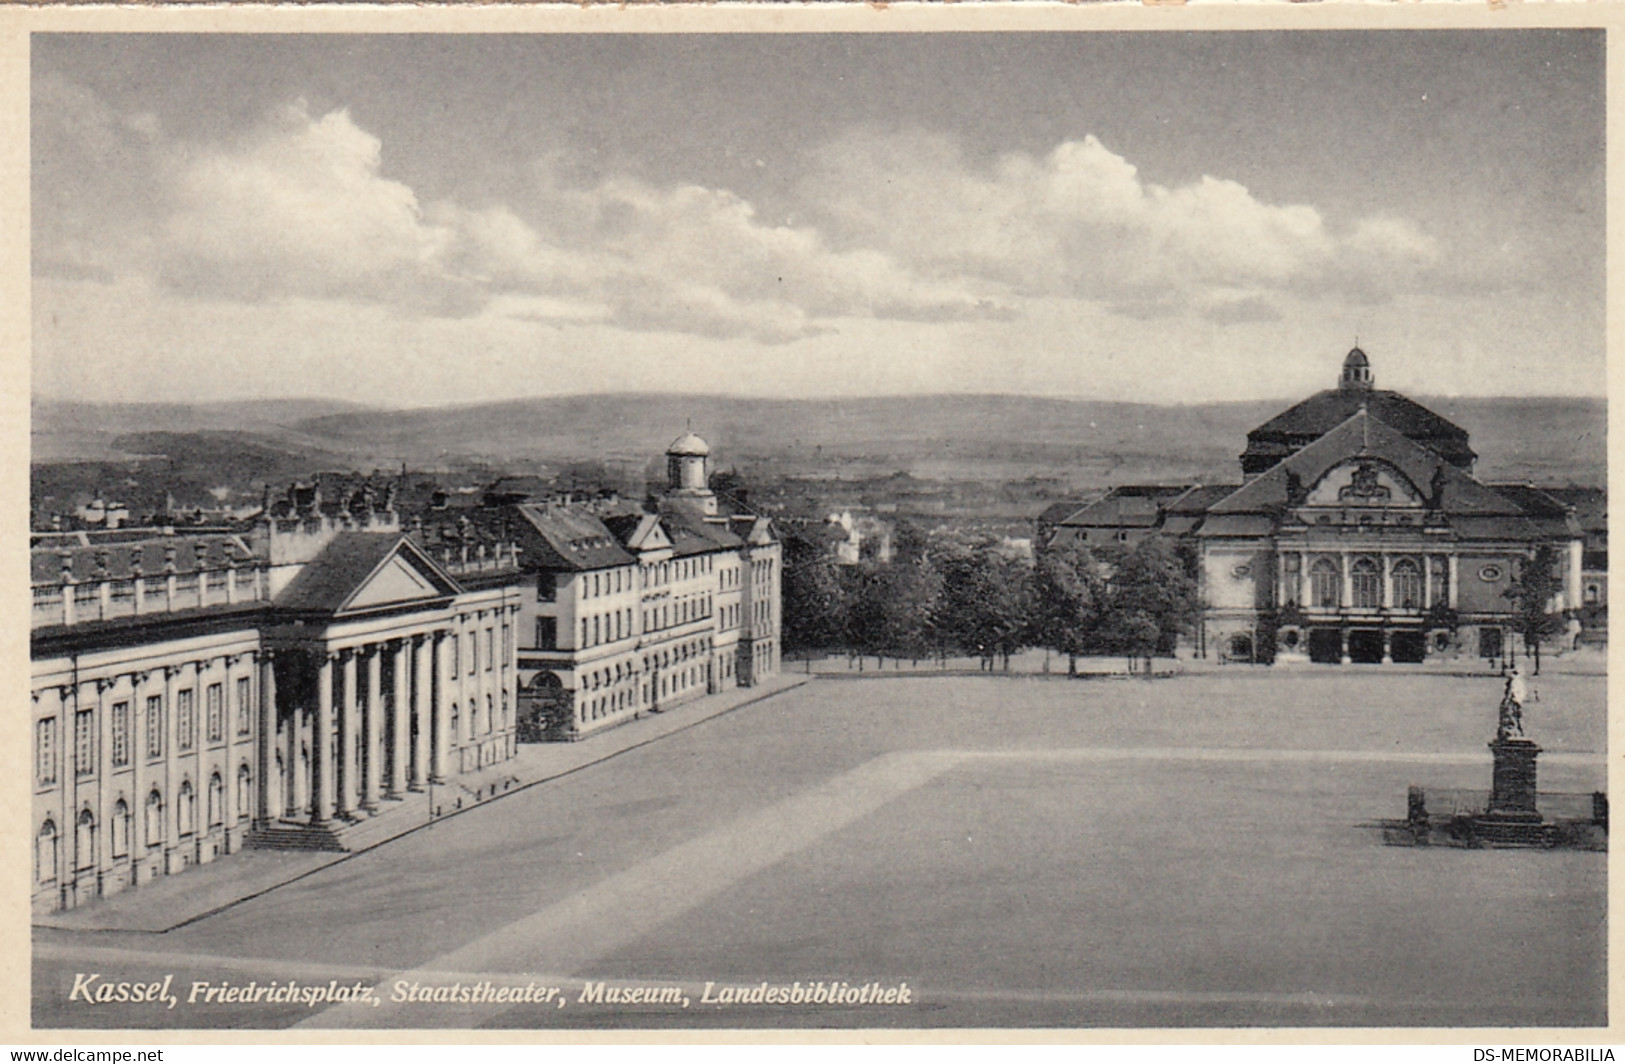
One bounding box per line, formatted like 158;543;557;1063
145;790;164;847
178;779;196;837
208;773;224;828
37;820;58;884
1352;557;1381;609
1391;558;1423;609
111;799;130;859
1309;557;1340;607
237;764;253;820
76;809;96;872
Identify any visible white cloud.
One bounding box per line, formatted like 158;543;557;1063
799;129;1443;323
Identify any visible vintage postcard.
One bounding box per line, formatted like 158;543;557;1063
5;3;1617;1045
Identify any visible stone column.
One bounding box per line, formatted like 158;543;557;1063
1340;551;1353;610
1296;551;1307;607
283;674;300;820
129;672;148;885
1339;628;1351;666
1448;555;1460;609
310;653;333;826
433;632;451;783
1423;554;1434;609
162;666;177;873
364;646;382;811
220;657;236;852
389;640;409;798
255;653;275;829
337;650;357;819
1381;629;1393;666
1380;554;1392;610
411;635;430;790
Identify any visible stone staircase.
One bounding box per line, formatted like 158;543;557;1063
242;776;521;855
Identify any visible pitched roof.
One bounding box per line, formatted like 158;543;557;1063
1208;409;1521;524
663;512;743;555
274;533;460;614
32;533;256;586
1055;486;1193;529
1242;388;1475;468
511;505;635;571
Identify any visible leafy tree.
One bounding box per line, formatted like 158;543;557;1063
781;548;848;656
1503;543;1565;675
934;542;1033;670
846;555;943;667
1032;542;1103;675
1093;536;1198;674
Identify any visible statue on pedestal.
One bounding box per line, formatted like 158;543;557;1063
1497;667;1527;741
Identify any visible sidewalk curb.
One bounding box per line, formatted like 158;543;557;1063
36;675;812;936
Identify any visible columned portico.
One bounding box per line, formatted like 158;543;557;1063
411;635;430;790
389;639;409;799
311;653;333;826
338;650;357;819
363;646;382;812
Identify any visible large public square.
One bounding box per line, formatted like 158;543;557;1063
33;663;1607;1030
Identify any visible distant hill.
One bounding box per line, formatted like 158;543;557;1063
31;392;1606;490
30;397;373;463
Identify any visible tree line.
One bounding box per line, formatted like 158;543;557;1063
781;526;1199;674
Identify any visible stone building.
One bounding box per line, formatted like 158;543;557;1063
507;431;782;741
1039;348;1598;665
30;493;524;914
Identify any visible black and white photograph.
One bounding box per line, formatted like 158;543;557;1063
20;19;1609;1034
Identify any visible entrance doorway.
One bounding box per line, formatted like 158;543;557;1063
1478;627;1504;661
1390;630;1426;664
1347;629;1384;664
1308;628;1342;664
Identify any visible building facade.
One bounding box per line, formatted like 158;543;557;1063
1039;349;1600;666
509;432;782;741
30;498;524;914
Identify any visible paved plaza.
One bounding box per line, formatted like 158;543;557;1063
34;666;1607;1030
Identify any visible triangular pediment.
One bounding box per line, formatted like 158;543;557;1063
1304;459;1424;508
347;552;451;610
625;516;673;552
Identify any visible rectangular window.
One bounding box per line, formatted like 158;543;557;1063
468;629;477;675
75;707;95;777
236;677;252;735
36;717;57;786
535;617;557;650
110;701;130;768
176;688;195;751
146;695;164;759
502;623;512;662
449;633;459;673
206;682;224;742
486;627;495;670
537;573;556;602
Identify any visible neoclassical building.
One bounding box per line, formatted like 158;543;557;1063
1039;349;1599;665
505;431;783;741
30;497;524;914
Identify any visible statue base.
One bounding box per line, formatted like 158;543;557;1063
1475;737;1547;845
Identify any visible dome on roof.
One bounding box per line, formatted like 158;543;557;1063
1339;346;1373;391
667;431;710;457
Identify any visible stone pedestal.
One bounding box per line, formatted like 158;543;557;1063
1477;737;1547;845
1487;738;1542;820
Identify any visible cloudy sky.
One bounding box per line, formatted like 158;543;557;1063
32;31;1603;407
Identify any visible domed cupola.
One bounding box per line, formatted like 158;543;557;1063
664;428;718;515
1340;346;1373;392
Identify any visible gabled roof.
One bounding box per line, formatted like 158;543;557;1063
1055;486;1193;529
275;533;460;614
605;512;671;554
1207;409;1521;523
663;512;744;555
1242;388;1475;469
511;504;635;572
1038;500;1089;525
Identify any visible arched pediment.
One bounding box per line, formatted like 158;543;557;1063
1304;459;1424;508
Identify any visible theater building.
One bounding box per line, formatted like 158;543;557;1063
30;497;524;914
1040;349;1597;665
